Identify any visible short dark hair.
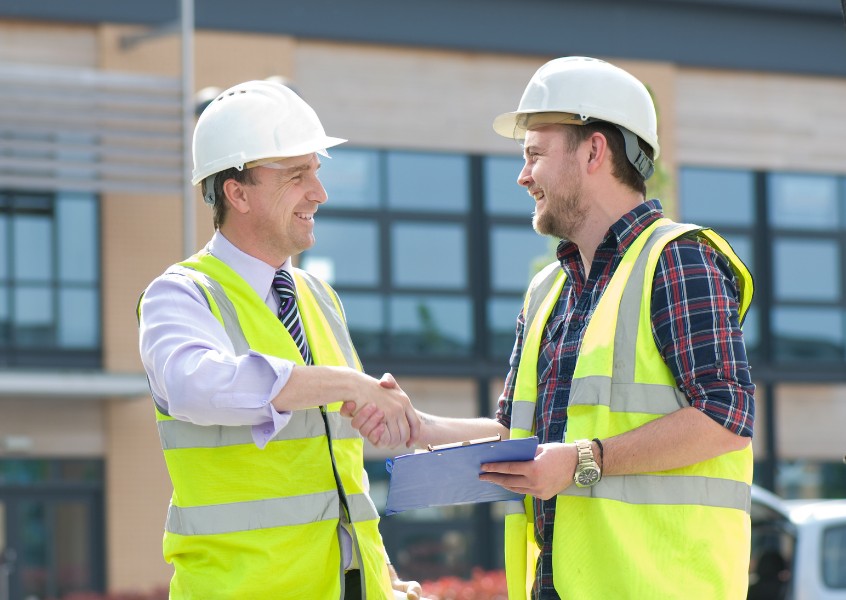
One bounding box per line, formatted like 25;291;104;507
201;167;258;229
564;122;653;196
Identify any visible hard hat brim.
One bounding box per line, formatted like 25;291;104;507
493;111;589;140
191;135;346;185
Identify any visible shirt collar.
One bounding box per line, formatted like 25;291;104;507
207;231;293;298
555;199;666;270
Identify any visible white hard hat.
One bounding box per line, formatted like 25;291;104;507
493;57;659;178
191;80;346;186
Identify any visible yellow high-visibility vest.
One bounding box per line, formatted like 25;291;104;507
504;219;754;599
139;252;393;599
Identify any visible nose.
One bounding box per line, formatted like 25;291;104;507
308;180;328;205
517;161;533;188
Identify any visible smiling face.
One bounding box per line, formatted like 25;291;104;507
224;153;328;266
518;125;587;241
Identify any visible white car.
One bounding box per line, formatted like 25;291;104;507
750;484;846;600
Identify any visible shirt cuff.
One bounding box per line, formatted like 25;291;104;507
251;354;295;449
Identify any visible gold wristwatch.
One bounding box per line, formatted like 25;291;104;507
573;439;601;488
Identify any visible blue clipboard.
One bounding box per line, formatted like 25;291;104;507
383;436;539;516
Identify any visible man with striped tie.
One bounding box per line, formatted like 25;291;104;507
138;79;421;600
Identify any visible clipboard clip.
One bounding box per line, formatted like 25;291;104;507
427;434;502;452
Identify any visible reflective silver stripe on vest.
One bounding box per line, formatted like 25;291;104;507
503;499;527;515
614;223;698;383
166;491;378;536
511;400;537;432
180;268;250;356
524;262;561;329
158;409;359;449
510;264;563;434
296;269;360;370
568;378;688;414
561;474;751;513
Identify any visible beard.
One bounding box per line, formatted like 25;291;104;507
531;176;587;241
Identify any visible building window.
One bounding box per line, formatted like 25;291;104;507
0;190;101;368
304;147;551;363
679;167;846;370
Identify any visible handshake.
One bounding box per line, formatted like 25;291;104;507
340;372;421;448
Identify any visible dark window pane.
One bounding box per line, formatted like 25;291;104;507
57;192;97;284
392;222;466;289
490;226;554;292
0;284;8;343
304;218;379;286
823;525;846;588
769;173;839;230
319;148;380;209
484;156;529;216
0;214;7;280
55;501;93;595
58;288;99;349
773;239;839;302
14;286;53;347
57;460;104;483
13;215;52;282
679;168;754;226
741;305;760;360
488;297;521;358
772;307;843;362
390;295;471;356
387;152;468;213
339;292;384;356
0;459;51;484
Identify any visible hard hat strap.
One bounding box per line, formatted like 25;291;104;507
616;126;655;180
203;174;217;206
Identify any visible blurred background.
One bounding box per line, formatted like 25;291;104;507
0;0;845;598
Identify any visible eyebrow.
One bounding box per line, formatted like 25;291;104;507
277;160;320;178
523;144;540;158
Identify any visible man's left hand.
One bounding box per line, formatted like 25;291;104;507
388;565;423;599
479;442;575;500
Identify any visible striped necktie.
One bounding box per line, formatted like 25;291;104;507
272;269;312;364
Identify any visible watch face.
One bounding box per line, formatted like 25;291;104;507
576;466;600;487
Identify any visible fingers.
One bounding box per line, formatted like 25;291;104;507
405;581;422;600
346;372;418;448
367;423;387;446
399;581;422;600
390;573;422;600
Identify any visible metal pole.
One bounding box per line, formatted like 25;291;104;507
181;0;195;259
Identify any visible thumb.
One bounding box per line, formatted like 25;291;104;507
379;372;398;389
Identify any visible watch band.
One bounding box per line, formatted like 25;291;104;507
575;439;594;465
573;439;601;488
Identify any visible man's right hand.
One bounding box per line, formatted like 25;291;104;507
341;372;420;448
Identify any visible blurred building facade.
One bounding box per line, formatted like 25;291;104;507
0;0;845;597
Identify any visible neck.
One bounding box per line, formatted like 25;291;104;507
218;224;290;270
570;187;645;278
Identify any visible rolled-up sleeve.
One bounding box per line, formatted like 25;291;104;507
651;238;755;437
138;269;294;447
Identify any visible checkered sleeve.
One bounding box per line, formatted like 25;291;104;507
651;237;755;437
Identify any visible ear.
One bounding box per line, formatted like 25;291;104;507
222;177;251;215
585;132;609;175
